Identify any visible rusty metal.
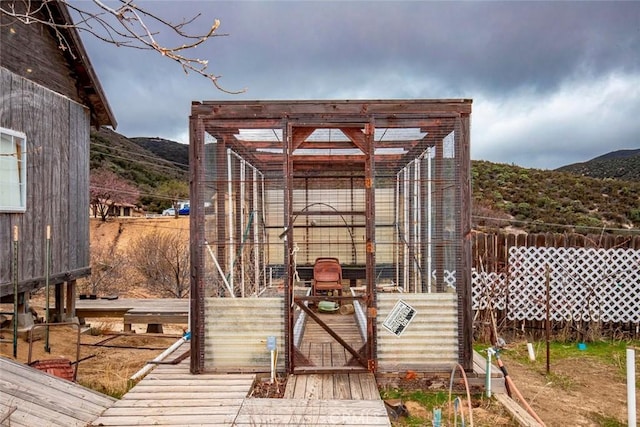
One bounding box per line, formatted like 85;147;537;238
28;322;81;381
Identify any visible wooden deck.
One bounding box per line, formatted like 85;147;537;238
92;342;390;426
284;373;381;400
234;399;390;426
295;309;366;371
91;342;253;426
0;356;116;427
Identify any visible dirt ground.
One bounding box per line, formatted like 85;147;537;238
0;318;184;397
495;341;639;427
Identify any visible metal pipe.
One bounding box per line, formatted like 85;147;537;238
427;147;433;293
628;347;637;427
12;226;18;358
240;158;246;297
45;225;51;353
204;241;235;297
395;172;400;289
413;159;420;289
130;335;189;382
403;167;410;291
486;347;495;398
253;167;260;296
227;148;234;293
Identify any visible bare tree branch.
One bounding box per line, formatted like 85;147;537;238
0;0;244;93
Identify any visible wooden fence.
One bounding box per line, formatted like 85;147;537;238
471;231;640;340
472;231;640;274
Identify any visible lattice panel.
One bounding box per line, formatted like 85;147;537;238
432;270;458;290
507;247;640;322
472;270;507;311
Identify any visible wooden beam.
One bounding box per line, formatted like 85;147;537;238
193;99;472;119
296;299;368;368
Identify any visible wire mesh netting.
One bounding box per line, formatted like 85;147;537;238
198;119;468;296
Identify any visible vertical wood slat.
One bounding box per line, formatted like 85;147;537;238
54;88;69;273
0;70;18;282
1;69;92;296
189;114;205;374
12;70;28;282
472;231;640;274
457;113;473;370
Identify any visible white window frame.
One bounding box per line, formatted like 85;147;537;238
0;127;27;212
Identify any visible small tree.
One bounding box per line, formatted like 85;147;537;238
129;230;189;298
81;243;129;296
90;168;140;221
158;180;189;218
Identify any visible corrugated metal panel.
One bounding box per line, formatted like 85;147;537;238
204;298;285;372
377;293;458;372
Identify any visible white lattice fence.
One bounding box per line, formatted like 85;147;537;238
431;270;458;290
506;247;640;322
472;270;507;311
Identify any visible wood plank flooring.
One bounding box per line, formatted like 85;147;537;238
0;356;116;427
284;372;381;400
91;342;390;426
91;343;253;426
296;310;364;368
235;399;391;426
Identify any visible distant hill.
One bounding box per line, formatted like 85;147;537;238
472;160;640;233
129;137;189;172
90;127;187;184
556;149;640;182
90;128;640;232
90;127;188;212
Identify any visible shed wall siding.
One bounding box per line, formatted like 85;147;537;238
0;67;91;295
376;293;458;372
204;298;285;372
0;5;81;104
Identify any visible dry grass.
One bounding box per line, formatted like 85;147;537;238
0;321;183;399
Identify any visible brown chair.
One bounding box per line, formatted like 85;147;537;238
312;257;343;298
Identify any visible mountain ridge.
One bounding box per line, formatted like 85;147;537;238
556;148;640;182
90;128;639;232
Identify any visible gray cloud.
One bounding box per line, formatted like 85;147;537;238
79;1;640;169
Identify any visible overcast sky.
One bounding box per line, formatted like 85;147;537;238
77;1;640;170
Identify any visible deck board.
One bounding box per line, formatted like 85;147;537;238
92;342;389;426
283;372;381;400
297;310;363;369
0;356;116;427
91;342;254;426
235;399;391;426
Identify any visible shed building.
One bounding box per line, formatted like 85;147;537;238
0;1;115;322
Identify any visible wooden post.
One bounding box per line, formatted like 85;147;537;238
66;280;76;320
458;112;474;371
364;120;377;369
189;111;205;374
284;121;294;373
54;283;64;323
546;264;551;374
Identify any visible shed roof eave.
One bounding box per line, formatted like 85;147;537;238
51;2;117;128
